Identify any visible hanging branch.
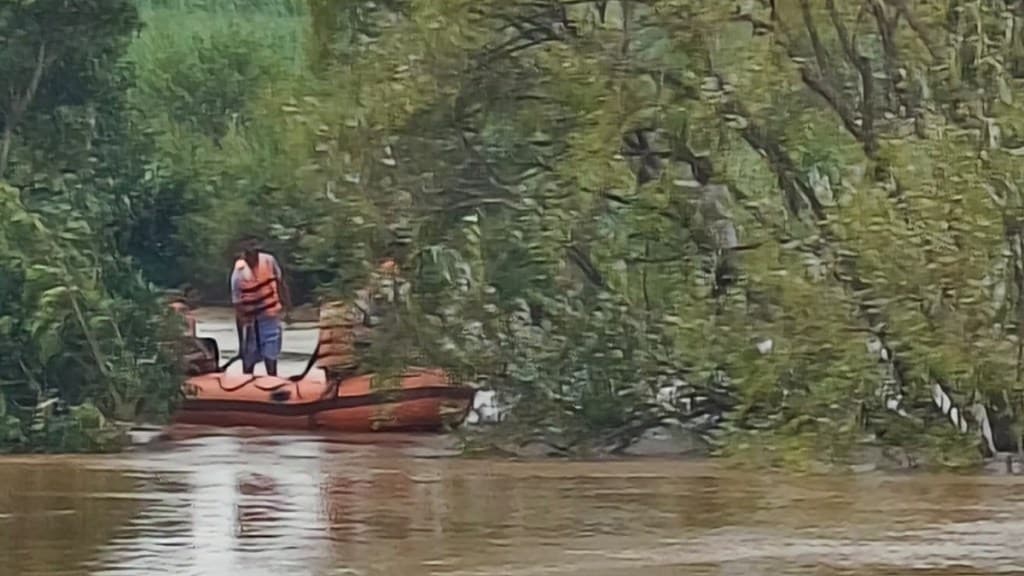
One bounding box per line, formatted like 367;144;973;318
0;42;49;179
826;0;879;159
863;0;908;116
566;244;608;289
886;0;940;60
711;76;915;421
777;2;864;141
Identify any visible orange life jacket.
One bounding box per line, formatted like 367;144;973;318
316;300;358;377
315;260;401;379
235;252;283;319
373;259;399;301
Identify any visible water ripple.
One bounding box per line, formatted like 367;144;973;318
4;433;1024;575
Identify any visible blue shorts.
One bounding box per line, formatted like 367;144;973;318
242;314;283;367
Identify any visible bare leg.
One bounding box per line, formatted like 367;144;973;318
260;317;282;378
240;321;257;374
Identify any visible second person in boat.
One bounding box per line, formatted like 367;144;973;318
231;237;291;376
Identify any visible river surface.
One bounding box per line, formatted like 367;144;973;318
4;310;1024;575
6;438;1024;576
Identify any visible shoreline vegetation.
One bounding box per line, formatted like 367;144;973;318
5;0;1024;473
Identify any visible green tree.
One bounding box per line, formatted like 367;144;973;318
123;0;1024;467
0;0;182;452
0;0;140;178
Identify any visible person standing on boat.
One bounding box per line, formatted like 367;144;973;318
231;237;291;376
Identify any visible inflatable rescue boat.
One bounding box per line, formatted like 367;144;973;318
171;302;476;433
173;366;475;432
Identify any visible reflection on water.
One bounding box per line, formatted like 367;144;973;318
5;432;1024;575
83;436;333;576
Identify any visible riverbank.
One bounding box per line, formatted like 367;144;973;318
51;307;987;476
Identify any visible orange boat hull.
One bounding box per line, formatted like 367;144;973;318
173;367;475;433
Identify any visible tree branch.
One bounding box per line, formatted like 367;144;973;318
714;88;918;431
799;0;838;84
865;0;905;116
784;2;864;141
886;0;939;60
799;67;865;141
826;0;878;158
720;96;827;222
566;244;608;289
1;41;48;179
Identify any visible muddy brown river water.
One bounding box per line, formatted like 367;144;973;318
4;309;1024;575
5;438;1024;576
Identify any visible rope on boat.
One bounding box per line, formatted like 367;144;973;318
196;300;361;404
214;374;301;400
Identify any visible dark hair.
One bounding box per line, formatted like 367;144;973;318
237;236;260;253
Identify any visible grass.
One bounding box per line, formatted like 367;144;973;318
135;0;307;16
131;0;311;75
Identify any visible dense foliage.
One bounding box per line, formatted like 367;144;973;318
8;0;1024;465
0;0;183;451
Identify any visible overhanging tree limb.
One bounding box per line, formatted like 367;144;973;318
0;41;48;179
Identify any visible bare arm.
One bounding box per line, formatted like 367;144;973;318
279;276;292;312
235;311;247;351
272;255;292;312
230;268;247;351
